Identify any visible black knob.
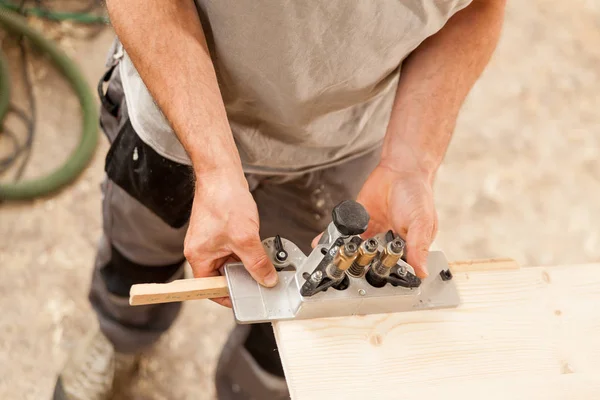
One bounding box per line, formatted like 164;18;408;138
273;235;288;262
331;200;370;236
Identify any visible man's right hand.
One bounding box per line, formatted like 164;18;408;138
183;172;278;308
107;1;279;308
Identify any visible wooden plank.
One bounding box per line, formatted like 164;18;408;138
129;276;229;305
273;263;600;400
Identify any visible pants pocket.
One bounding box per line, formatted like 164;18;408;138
105;119;195;228
98;64;125;143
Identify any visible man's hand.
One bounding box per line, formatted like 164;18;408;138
357;164;437;278
107;1;280;307
355;0;504;277
184;173;278;307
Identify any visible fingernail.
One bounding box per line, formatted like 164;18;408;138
264;270;279;287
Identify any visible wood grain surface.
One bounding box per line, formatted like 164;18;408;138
273;263;600;399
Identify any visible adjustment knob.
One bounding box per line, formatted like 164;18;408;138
273;235;288;262
331;200;370;236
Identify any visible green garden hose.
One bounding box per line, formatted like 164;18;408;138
0;49;9;125
0;0;108;24
0;7;99;200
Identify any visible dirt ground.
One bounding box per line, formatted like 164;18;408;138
1;1;599;399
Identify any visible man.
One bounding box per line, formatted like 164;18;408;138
53;1;505;399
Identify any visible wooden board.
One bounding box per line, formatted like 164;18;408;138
272;262;600;400
129;276;228;305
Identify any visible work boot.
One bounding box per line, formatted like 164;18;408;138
52;328;139;400
216;325;289;400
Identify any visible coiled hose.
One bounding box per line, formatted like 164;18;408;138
0;8;98;200
0;49;9;125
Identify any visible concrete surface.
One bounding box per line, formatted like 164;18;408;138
0;1;599;399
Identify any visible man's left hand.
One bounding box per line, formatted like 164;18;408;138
356;163;437;278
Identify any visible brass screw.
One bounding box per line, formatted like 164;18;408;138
373;238;405;276
348;238;379;278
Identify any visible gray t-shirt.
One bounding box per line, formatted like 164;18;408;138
120;0;472;174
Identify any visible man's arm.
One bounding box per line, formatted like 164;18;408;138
107;0;237;176
358;0;506;276
383;0;506;179
106;0;278;298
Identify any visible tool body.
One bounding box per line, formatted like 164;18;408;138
225;200;459;323
130;200;460;323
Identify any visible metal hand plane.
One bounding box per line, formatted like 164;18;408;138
130;200;460;324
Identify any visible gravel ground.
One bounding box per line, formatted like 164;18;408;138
1;1;599;399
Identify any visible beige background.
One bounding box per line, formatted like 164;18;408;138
1;1;599;399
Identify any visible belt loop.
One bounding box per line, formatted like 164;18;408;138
98;39;125;118
98;64;119;118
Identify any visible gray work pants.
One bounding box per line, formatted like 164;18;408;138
89;63;381;375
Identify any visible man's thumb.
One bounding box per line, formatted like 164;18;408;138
405;221;433;278
233;235;279;287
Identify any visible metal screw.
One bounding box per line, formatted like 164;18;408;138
344;242;358;255
329;247;338;257
310;270;323;283
365;238;378;252
358;289;366;296
389;238;404;255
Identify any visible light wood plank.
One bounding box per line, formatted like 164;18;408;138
273;263;600;400
129;276;229;305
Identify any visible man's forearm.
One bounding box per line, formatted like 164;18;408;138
382;0;505;182
106;0;243;179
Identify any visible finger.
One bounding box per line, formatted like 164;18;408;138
232;233;278;287
311;233;323;249
189;265;233;307
210;296;232;308
184;234;230;278
431;210;439;241
362;219;393;239
189;255;229;279
405;218;435;278
212;261;236;308
217;255;242;276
